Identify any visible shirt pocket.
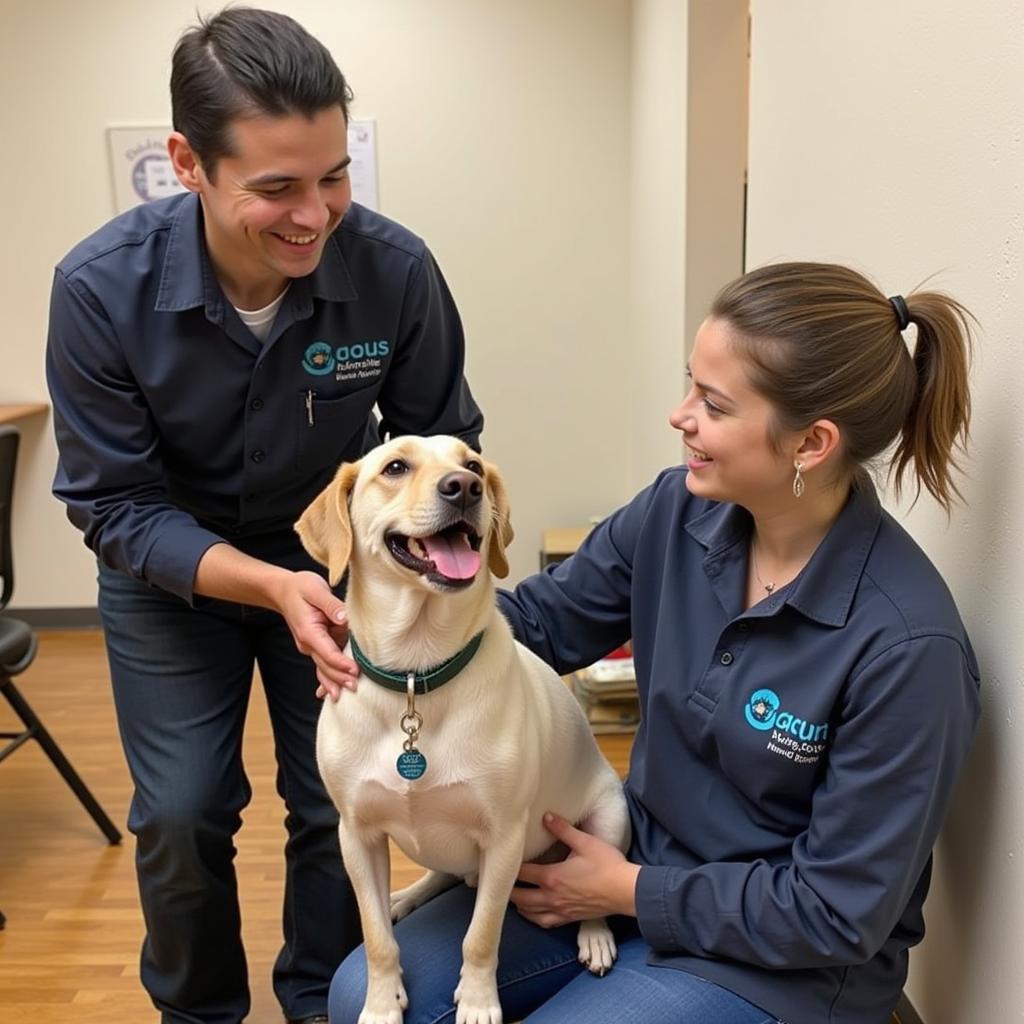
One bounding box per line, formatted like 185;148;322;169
295;386;379;475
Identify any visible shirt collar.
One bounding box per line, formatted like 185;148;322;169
684;481;883;627
154;193;358;314
155;193;207;312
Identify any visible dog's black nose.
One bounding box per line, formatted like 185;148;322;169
437;471;483;511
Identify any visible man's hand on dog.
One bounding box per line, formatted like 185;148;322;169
279;571;359;699
512;813;640;926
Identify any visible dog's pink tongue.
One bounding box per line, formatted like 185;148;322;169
422;533;481;580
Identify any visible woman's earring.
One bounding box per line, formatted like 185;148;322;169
792;461;805;498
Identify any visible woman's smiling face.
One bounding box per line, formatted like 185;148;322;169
669;317;799;510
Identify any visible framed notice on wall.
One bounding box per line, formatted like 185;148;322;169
106;120;379;214
107;127;187;213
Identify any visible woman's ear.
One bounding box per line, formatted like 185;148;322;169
794;418;842;472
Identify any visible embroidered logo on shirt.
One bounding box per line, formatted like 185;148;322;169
745;688;829;766
302;340;391;381
745;688;780;730
303;341;336;375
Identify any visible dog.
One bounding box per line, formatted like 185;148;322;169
295;434;630;1024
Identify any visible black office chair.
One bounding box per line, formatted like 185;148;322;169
0;426;121;928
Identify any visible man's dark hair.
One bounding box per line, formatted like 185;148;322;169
170;6;353;177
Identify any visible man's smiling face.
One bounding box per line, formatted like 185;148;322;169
174;105;352;309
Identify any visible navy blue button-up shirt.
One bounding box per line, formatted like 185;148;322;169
499;469;980;1024
47;193;482;602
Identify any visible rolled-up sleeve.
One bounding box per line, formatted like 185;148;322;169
46;269;224;603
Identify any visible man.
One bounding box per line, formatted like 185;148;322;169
45;8;482;1023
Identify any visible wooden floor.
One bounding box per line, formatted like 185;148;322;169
0;630;632;1023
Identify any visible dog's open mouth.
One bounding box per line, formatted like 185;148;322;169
386;522;482;588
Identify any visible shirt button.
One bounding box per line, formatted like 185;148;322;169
737;622;749;633
720;652;734;665
250;397;264;411
251;449;265;463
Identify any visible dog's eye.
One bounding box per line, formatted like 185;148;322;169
382;459;409;476
465;459;484;477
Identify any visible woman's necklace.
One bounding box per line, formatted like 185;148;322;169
750;544;776;595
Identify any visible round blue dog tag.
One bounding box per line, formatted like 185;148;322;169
397;749;427;780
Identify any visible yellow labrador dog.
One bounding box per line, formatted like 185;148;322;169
295;435;630;1024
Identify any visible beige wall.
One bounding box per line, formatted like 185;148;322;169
747;2;1024;1020
4;0;751;605
627;0;689;489
627;0;747;492
1;0;633;604
684;0;747;354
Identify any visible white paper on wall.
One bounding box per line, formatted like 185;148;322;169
347;119;379;211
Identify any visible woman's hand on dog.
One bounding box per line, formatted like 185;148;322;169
279;571;359;700
511;813;640;926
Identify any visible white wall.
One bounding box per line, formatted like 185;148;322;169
1;0;633;605
747;2;1024;1020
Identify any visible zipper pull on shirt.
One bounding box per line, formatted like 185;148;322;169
305;389;316;426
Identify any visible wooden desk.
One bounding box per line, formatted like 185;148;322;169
540;525;592;569
0;403;48;426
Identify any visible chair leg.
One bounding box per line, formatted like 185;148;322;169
1;678;122;845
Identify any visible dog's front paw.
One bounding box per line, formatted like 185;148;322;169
577;917;617;976
359;972;408;1024
453;969;502;1024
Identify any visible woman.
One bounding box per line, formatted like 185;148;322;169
328;262;980;1024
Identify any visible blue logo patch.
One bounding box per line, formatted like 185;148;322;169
302;340;392;377
745;688;829;743
303;341;335;376
745;688;780;731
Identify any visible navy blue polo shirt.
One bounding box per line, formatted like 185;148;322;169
47;193;482;603
498;469;979;1024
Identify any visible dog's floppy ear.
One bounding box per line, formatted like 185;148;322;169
295;461;361;586
484;459;514;579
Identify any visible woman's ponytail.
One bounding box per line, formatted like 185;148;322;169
890;291;973;512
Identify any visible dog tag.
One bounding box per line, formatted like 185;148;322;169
397;748;427;780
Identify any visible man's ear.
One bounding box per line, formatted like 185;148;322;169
294;461;361;586
167;131;205;193
483;460;514;579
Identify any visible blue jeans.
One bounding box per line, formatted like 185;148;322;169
328;885;780;1023
98;565;360;1024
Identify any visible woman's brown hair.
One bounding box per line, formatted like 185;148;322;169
710;262;973;512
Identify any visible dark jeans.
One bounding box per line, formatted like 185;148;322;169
98;565;360;1024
